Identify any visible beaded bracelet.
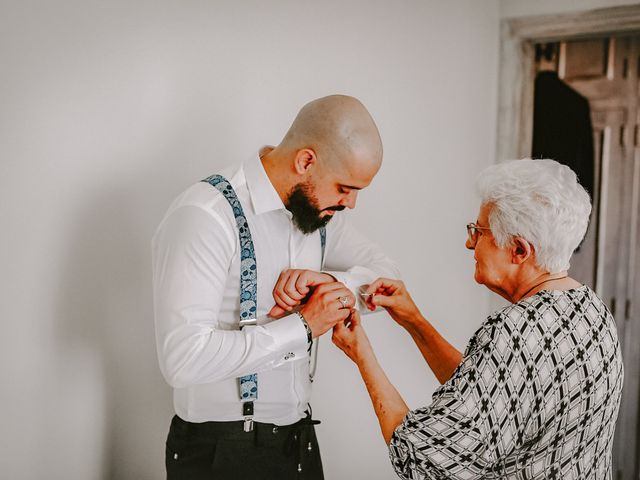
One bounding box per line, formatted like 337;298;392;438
296;311;313;347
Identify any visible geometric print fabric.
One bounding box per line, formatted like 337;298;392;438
389;286;624;480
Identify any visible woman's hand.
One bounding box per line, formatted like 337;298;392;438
332;309;410;445
332;311;373;364
364;278;421;327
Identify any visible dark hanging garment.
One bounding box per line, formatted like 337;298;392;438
532;71;595;201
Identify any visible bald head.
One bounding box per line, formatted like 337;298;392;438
259;96;383;230
278;95;383;173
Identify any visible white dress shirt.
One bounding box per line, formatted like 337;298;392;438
152;153;399;425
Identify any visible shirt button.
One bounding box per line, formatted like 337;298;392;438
284;352;295;360
272;427;279;434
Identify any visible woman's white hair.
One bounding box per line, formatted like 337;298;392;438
475;159;592;273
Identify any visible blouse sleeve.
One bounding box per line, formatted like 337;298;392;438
389;312;533;479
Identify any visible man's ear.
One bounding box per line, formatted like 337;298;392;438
512;236;534;265
293;148;317;175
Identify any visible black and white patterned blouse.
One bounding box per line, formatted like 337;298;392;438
389;286;624;480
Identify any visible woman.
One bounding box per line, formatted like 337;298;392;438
332;159;623;479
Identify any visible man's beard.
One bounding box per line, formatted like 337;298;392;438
285;182;344;234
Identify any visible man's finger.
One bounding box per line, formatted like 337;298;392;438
335;288;356;303
275;289;300;308
284;273;306;299
268;304;287;318
314;281;347;294
295;274;312;295
272;271;288;294
283;287;305;301
272;293;291;310
273;272;301;301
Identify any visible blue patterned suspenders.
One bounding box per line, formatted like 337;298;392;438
202;174;326;432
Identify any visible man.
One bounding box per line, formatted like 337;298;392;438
152;95;399;479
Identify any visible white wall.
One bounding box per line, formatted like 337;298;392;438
0;1;500;479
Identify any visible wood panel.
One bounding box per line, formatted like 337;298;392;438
532;32;640;479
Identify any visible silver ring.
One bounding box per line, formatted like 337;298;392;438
339;296;349;308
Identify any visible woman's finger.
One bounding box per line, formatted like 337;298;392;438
365;277;401;296
349;311;362;328
332;320;348;347
371;293;396;308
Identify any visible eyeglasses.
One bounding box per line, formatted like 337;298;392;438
466;223;491;246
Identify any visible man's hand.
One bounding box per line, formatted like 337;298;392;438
269;269;335;318
299;282;356;338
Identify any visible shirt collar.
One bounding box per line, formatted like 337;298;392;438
244;150;287;216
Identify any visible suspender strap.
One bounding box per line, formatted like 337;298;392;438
202;173;327;431
202;175;258;326
319;226;326;269
203;175;258;431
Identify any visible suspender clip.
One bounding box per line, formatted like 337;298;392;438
243;401;254;432
239;317;257;329
243;417;254;432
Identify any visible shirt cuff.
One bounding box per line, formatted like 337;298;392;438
262;313;309;360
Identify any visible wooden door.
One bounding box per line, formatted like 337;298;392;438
535;35;640;480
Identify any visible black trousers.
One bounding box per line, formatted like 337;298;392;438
165;414;324;480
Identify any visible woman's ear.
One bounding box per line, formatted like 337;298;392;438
293;148;317;175
511;236;534;264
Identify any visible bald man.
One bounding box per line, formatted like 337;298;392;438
152;95;399;479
